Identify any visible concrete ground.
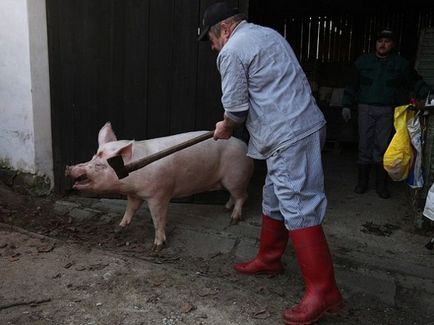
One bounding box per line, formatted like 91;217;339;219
1;146;434;324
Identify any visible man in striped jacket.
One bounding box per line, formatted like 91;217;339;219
199;2;343;324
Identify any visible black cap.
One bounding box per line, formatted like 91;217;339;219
376;29;395;41
198;2;240;41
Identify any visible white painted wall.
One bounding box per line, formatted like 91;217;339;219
0;0;53;187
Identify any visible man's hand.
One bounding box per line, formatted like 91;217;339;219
214;115;243;140
214;120;234;140
342;107;351;122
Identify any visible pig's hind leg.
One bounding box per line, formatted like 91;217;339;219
222;161;252;224
119;195;144;227
225;191;248;225
225;197;235;210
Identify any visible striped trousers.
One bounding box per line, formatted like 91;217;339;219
262;127;327;230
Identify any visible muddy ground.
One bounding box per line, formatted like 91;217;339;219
1;148;434;325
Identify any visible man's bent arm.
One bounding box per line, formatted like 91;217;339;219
214;111;247;140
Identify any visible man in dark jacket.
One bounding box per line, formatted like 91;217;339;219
342;29;432;199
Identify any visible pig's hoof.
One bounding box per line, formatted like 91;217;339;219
152;243;165;252
229;218;240;225
114;225;125;233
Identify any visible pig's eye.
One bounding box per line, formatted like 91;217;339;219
94;163;107;171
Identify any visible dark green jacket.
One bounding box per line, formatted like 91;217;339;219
342;52;432;107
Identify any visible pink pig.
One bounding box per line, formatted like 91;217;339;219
65;122;253;251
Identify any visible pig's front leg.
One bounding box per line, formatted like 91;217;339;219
147;196;170;252
119;195;144;227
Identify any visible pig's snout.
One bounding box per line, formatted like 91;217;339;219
65;165;87;180
65;165;85;179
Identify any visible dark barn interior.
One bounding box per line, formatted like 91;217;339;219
249;0;433;61
249;0;434;146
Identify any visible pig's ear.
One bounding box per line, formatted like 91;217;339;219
98;122;118;146
117;141;134;162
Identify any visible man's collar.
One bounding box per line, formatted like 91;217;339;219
229;20;247;39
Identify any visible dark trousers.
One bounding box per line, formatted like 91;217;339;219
357;104;394;165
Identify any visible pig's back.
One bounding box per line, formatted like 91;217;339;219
135;131;248;158
134;131;251;197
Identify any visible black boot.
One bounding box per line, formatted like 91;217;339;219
354;164;370;194
375;164;390;199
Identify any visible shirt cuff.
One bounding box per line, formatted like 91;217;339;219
224;110;248;124
223;102;249;112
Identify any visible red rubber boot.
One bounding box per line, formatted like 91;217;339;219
283;225;343;324
234;215;288;275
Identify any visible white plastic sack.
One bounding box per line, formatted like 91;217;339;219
423;183;434;221
407;114;424;189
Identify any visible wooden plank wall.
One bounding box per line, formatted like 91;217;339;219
47;0;248;193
